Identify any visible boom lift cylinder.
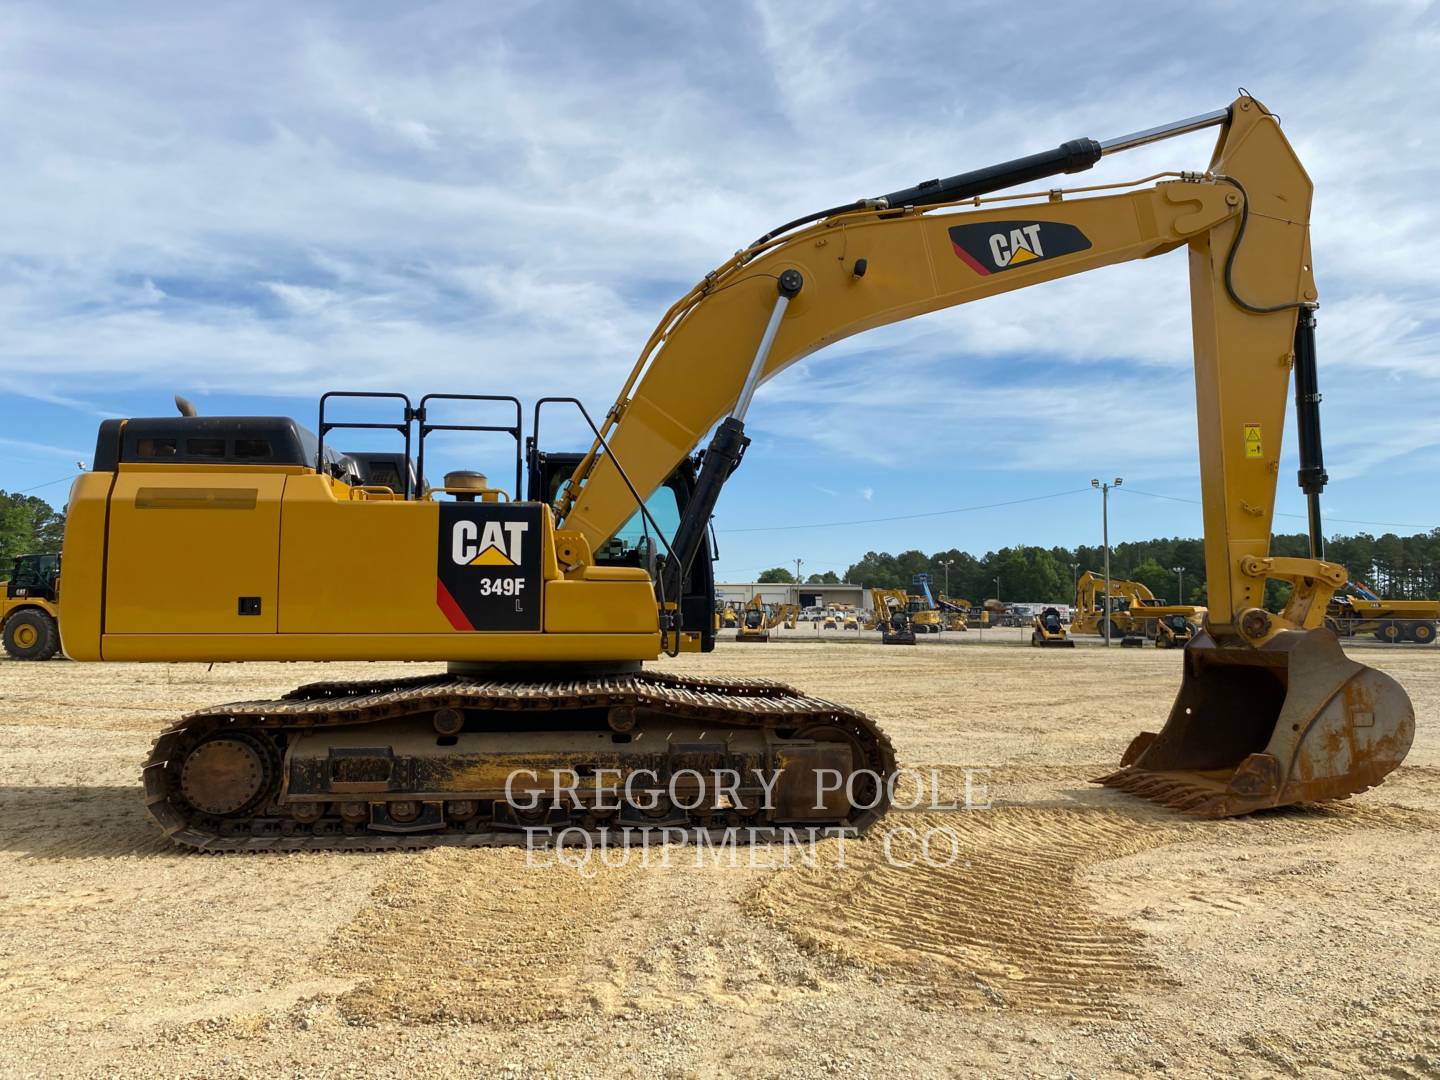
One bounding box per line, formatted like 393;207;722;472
659;271;802;610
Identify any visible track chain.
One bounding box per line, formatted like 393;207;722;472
144;670;896;853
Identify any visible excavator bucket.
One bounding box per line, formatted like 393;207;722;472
1097;628;1414;817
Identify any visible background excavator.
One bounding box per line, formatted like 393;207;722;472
59;94;1414;849
1072;571;1203;643
907;574;945;634
869;588;917;645
771;603;799;631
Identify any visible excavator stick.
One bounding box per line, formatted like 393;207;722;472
1097;629;1414;817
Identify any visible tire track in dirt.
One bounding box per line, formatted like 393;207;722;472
317;847;646;1024
315;847;840;1027
745;806;1192;1018
743;798;1440;1021
315;801;1440;1027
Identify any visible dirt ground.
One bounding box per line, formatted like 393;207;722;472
1;637;1437;1079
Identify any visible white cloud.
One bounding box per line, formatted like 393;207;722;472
0;436;89;461
0;1;1433;534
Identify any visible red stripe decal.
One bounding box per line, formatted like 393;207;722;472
951;242;991;276
436;578;474;631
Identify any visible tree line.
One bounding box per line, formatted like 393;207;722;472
0;491;66;565
777;529;1440;607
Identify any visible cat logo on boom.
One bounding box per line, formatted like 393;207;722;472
948;220;1092;276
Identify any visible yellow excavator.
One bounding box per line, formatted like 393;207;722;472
869;588;917;645
907;574;945;634
771;603;799;631
60;94;1414;848
1073;571;1202;642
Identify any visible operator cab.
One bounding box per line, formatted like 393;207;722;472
6;553;59;601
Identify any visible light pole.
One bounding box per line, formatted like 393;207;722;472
1070;562;1080;602
1172;565;1184;604
994;576;1001;602
941;558;954;596
1091;478;1123;645
794;558;803;605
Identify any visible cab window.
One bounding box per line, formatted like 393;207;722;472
606;485;681;562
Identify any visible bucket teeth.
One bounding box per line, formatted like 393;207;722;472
1171;791;1214;812
1096;767;1234;818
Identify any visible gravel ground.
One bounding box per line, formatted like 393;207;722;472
0;636;1436;1078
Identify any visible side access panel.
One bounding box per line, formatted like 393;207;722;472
105;471;285;634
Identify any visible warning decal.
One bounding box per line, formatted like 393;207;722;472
1243;423;1263;459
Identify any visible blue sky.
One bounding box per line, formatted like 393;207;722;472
1;2;1437;581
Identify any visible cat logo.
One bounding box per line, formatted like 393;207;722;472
989;224;1046;268
435;504;542;632
451;519;528;567
948;220;1092;276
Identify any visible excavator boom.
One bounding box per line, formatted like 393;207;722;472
557;94;1413;815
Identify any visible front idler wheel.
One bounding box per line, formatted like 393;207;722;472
179;733;278;817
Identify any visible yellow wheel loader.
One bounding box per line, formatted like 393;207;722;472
1;553;62;660
60;95;1414;849
1030;607;1075;648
